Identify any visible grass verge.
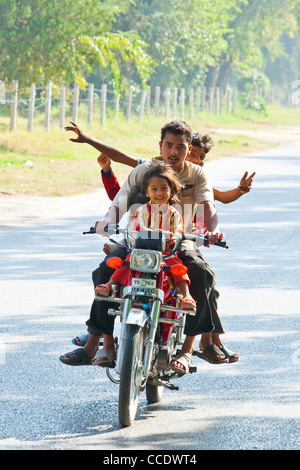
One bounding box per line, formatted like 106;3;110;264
1;104;299;197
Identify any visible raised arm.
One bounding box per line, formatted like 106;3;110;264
202;201;224;245
65;121;139;168
97;153;121;201
213;171;256;204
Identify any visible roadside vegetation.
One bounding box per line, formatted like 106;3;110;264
1;104;300;197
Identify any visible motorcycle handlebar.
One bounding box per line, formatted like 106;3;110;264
183;233;228;249
82;225;120;235
83;225;229;249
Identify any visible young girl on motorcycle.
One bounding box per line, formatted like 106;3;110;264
94;163;196;310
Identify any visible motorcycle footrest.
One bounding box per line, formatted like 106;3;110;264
168;384;179;391
105;361;116;369
163;382;179;391
108;309;122;316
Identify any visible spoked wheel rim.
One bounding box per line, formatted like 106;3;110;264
118;325;145;426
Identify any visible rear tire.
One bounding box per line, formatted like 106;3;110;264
118;325;144;427
146;382;164;403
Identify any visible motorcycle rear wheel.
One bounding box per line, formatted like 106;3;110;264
146;382;164;403
118;324;144;427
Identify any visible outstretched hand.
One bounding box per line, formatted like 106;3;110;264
64;121;87;143
239;171;256;193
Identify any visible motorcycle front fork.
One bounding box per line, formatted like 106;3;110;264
115;298;161;377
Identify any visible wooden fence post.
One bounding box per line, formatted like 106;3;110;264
59;85;66;129
138;89;147;121
72;82;80;123
179;88;185;119
232;88;237;114
215;87;220;114
44;81;52;131
10;80;18;131
114;90;120;119
195;87;200;114
201;86;206;111
146;89;151;114
189;88;194;120
27;84;36;131
172;88;178;118
0;81;5;104
220;88;224;115
87;83;94;125
209;87;214;113
154;86;160;117
164;88;171;119
100;83;107;127
226;87;231;114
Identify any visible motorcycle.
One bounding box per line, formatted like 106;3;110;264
83;225;228;427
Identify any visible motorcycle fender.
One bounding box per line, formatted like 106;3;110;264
125;308;148;328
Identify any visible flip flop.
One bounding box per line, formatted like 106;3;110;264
195;344;228;364
91;348;116;368
169;352;192;374
95;284;111;297
220;345;239;363
59;348;93;366
180;297;196;310
72;333;89;346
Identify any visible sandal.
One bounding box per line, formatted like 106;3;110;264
195;344;228;364
71;333;104;347
72;333;89;346
59;348;93;366
170;352;192;374
220;345;239;363
180;297;196;310
95;284;111;297
91;348;117;368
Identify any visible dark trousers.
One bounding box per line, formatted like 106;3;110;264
177;248;225;336
86;246;224;338
86;246;128;336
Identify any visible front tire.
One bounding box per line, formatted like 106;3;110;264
118;325;144;427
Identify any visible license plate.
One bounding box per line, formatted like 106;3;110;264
131;278;156;289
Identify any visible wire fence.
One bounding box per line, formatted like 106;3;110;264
0;80;296;132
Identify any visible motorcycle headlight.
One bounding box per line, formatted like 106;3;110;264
130;249;163;273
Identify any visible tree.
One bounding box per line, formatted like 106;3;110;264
206;0;300;90
114;0;240;89
0;0;152;87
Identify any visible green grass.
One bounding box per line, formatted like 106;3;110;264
0;103;299;197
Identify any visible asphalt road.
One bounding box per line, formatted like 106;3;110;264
0;141;300;451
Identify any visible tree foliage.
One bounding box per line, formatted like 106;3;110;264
114;0;241;88
0;0;151;87
213;0;300;88
1;0;300;91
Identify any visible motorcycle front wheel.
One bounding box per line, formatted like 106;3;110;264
118;324;145;427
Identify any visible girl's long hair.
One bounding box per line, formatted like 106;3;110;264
127;163;183;208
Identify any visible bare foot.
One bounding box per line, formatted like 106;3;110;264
95;284;111;297
103;243;119;256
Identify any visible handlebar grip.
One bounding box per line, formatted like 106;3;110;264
83;226;96;234
215;240;229;249
83;224;120;235
204;235;229;249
